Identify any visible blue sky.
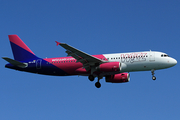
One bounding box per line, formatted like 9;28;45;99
0;0;180;120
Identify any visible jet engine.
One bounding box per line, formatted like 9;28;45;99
97;62;121;72
105;73;130;83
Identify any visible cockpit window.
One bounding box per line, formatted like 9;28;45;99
161;54;169;57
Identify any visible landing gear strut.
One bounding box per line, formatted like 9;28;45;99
151;69;156;80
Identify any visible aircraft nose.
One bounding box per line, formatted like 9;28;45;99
171;58;177;66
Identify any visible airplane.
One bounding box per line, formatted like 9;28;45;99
2;35;177;88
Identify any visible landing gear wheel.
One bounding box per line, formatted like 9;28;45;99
152;76;156;80
151;69;156;80
88;75;95;81
95;82;101;88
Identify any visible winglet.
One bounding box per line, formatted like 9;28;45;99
55;41;61;46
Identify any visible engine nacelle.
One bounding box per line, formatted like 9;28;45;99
97;62;121;72
105;73;130;83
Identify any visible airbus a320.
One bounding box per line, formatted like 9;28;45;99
2;35;177;88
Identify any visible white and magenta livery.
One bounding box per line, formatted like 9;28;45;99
3;35;177;88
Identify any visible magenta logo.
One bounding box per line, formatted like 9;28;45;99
120;52;147;63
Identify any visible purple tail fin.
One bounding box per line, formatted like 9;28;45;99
8;35;39;61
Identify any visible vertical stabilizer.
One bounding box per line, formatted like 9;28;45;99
8;35;39;61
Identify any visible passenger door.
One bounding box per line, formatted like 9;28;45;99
36;59;42;69
149;51;155;62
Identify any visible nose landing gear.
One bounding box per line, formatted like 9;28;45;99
152;76;156;80
151;69;156;80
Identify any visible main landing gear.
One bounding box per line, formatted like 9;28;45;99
88;75;102;88
151;69;156;80
88;75;95;81
95;76;103;88
95;82;101;88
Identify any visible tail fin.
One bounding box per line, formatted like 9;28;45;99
8;35;39;61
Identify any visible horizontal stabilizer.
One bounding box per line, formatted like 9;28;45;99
2;57;28;68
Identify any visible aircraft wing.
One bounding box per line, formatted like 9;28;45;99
56;41;107;71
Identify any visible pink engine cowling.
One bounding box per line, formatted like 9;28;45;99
97;62;121;72
105;73;130;83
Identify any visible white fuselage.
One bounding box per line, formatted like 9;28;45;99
103;51;177;72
